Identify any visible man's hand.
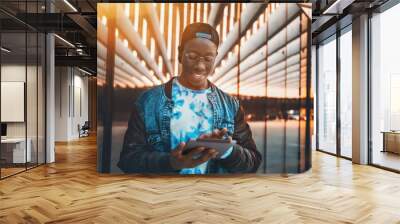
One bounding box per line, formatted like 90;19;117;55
198;128;234;160
198;128;232;142
169;142;219;170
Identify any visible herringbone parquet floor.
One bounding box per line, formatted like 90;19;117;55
1;135;400;224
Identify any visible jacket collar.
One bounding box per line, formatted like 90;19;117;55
163;76;216;100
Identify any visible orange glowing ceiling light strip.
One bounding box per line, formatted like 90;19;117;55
190;3;194;24
184;3;187;28
203;3;208;23
134;4;139;31
124;3;130;17
101;16;107;26
253;20;258;33
196;3;201;22
229;4;234;29
150;37;155;59
142;18;147;45
235;44;239;54
167;3;173;60
222;6;227;41
175;9;180;75
160;4;165;34
158;56;163;72
258;12;264;27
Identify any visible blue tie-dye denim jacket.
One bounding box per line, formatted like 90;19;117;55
118;78;261;174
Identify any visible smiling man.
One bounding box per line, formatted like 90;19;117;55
117;23;261;174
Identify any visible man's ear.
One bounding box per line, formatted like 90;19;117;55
178;46;183;63
211;66;216;75
211;51;218;73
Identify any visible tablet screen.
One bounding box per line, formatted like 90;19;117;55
182;139;236;158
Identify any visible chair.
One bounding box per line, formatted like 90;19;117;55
78;121;90;138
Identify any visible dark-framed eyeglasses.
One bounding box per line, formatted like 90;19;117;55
184;52;215;63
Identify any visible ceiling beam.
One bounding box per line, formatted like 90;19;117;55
97;20;158;85
67;13;97;38
55;55;95;71
214;3;267;67
212;5;301;83
144;4;174;78
115;4;165;82
208;3;226;27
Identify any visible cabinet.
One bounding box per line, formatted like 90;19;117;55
382;132;400;154
0;138;31;164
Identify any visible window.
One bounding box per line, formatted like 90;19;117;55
317;35;337;154
339;27;352;158
370;3;400;171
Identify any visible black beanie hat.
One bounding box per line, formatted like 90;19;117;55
178;22;219;62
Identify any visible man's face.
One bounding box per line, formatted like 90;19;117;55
180;38;217;90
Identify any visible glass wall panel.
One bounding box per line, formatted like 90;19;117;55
38;31;45;165
339;27;352;158
371;4;400;171
0;0;46;179
27;31;38;169
317;36;337;154
1;30;28;177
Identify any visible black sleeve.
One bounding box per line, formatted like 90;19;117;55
218;105;262;173
117;104;178;173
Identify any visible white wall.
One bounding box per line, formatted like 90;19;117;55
55;66;69;141
54;67;89;141
1;64;46;164
1;65;38;138
72;73;89;138
1;66;26;133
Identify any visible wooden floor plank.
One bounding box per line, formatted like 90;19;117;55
0;135;400;223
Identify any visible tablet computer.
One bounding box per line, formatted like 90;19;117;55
182;139;236;159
